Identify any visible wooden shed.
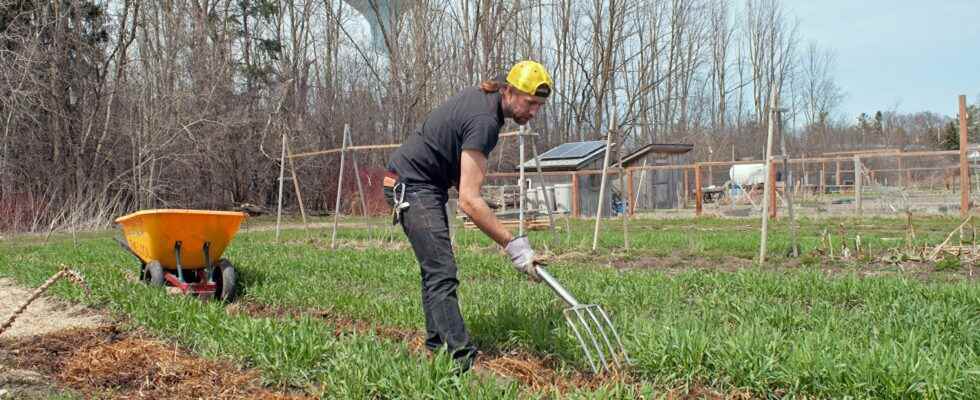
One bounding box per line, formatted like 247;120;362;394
517;141;693;217
621;143;694;212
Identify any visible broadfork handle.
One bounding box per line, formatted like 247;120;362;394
534;265;581;307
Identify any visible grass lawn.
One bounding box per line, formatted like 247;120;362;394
1;215;977;398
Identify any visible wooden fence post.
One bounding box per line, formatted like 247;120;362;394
500;186;507;212
898;150;905;187
683;169;690;208
960;95;970;217
854;156;862;214
801;154;808;200
835;160;842;188
529;132;558;245
518;126;526;236
627;168;636;215
330;124;350;249
769;159;778;219
820;161;826;194
695;164;703;216
284;134;308;233
275;133;287;243
759;90;778;263
571;172;580;217
592;131;615;251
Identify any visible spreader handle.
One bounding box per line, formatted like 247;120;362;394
535;266;580;307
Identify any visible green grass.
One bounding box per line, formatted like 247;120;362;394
1;216;978;399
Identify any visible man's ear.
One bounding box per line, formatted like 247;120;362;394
499;86;512;113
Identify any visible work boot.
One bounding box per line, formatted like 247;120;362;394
451;349;477;376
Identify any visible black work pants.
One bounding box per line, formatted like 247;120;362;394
385;184;477;367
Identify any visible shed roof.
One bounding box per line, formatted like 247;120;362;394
515;141;694;171
516;140;608;171
621;143;694;165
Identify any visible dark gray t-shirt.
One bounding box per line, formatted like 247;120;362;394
387;86;504;191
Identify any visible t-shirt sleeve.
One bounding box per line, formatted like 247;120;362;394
460;114;500;156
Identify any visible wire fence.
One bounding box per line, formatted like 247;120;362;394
476;149;978;222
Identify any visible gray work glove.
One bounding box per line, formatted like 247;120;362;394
504;236;542;282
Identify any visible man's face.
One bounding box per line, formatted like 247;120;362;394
504;87;547;125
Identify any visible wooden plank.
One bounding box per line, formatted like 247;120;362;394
499;130;537;138
822;148;901;156
290;143;400;159
463;220;550;231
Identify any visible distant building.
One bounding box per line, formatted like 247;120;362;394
516;140;693;217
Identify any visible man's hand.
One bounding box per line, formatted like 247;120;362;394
504;236;543;282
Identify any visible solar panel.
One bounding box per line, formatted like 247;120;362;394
537;143;572;159
538;143;572;159
540;141;606;160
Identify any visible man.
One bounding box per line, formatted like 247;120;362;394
383;60;552;372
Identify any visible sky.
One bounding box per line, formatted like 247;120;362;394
788;0;980;121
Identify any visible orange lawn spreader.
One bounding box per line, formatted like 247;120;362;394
114;209;247;301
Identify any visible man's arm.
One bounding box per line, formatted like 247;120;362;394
458;149;513;247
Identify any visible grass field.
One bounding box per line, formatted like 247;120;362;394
1;215;978;399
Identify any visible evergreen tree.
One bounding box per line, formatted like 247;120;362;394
940;103;979;150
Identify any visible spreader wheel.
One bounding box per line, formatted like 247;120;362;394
145;261;164;286
212;259;238;302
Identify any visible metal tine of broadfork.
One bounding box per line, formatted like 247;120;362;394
563;308;600;373
594;304;631;365
583;304;622;369
569;305;610;372
537;265;626;374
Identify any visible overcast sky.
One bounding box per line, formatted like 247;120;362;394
787;0;979;120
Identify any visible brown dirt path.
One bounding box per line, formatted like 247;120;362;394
0;279;311;399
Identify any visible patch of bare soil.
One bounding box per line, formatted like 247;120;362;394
849;260;977;282
0;364;60;400
611;254;754;274
286;237;410;252
0;278;106;338
0;326;313;400
606;252;979;283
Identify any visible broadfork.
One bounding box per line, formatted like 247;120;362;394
535;265;630;374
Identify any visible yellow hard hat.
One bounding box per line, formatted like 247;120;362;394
506;60;553;98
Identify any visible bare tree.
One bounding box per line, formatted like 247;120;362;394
0;0;873;232
799;41;843;131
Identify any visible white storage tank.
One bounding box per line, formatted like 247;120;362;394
551;183;572;213
526;184;572;213
730;163;768;187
